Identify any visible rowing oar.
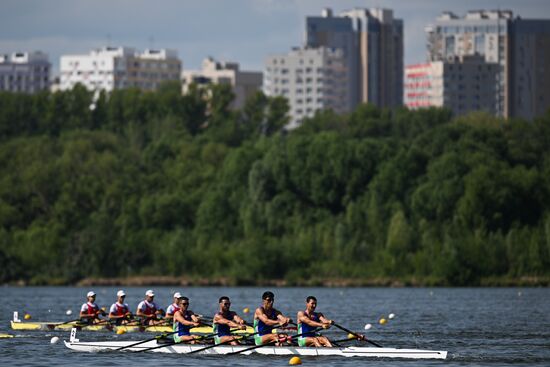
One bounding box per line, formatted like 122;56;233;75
333;323;383;347
226;327;321;356
115;330;181;351
46;318;82;330
134;326;247;353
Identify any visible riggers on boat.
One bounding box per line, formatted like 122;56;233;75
11;320;254;334
64;329;448;360
11;312;254;334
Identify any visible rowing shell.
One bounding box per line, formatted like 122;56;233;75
64;339;448;359
10;321;253;334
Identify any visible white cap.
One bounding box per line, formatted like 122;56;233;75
145;289;155;297
173;292;182;299
117;290;126;297
87;291;96;297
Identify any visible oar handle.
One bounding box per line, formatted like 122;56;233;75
333;323;383;348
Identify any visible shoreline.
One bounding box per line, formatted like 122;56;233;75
3;275;549;287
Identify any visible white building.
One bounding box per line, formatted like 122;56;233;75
182;57;262;109
264;47;348;128
60;46;181;94
405;55;499;116
0;51;50;94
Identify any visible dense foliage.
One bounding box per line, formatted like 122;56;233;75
1;83;549;285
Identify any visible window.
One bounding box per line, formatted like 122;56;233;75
445;36;455;55
475;34;485;54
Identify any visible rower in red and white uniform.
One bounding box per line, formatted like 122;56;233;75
136;289;165;325
79;291;106;325
108;290;132;325
165;292;183;323
296;295;333;347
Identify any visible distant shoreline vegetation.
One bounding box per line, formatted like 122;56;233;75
3;276;550;287
1;83;549;287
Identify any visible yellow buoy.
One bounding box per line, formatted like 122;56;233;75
243;307;250;314
24;314;31;320
289;356;302;365
347;333;355;339
379;318;387;325
116;328;126;335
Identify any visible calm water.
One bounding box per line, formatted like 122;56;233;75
1;287;549;366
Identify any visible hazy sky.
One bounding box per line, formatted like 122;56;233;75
1;0;548;74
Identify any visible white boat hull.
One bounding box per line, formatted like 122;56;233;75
64;339;447;359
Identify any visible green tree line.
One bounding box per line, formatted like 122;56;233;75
1;83;549;285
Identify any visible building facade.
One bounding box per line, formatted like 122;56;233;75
264;47;348;128
405;55;499;116
0;51;50;94
511;20;550;120
182;57;262;109
306;8;404;110
426;10;550;119
60;46;181;95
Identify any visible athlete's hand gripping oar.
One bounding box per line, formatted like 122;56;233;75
226;327;322;356
332;323;383;347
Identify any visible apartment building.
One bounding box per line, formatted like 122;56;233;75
405;55;499;116
306;8;404;110
512;20;550;120
60;46;181;94
182;57;262;109
426;10;550;119
264;46;348;128
0;51;50;94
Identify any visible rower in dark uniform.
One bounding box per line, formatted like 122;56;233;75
172;296;202;344
297;295;333;347
253;291;291;346
212;296;246;345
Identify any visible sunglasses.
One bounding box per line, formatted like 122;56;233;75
222;302;231;306
181;302;189;306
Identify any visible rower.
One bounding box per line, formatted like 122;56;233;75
253;291;291;346
297;296;333;347
172;296;202;344
136;289;165;326
79;291;106;325
212;296;246;345
108;290;132;325
165;292;183;323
